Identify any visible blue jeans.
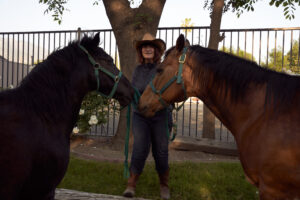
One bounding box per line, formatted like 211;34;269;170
130;109;170;175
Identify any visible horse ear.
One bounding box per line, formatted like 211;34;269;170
92;32;100;46
185;39;191;47
176;34;185;52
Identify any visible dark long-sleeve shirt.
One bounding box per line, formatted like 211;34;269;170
131;63;156;95
131;63;156;114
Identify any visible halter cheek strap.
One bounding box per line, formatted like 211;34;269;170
150;75;177;107
78;44;122;99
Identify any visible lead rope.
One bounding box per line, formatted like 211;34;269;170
165;101;187;142
123;103;131;179
123;87;140;178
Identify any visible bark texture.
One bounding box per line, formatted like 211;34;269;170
203;0;225;139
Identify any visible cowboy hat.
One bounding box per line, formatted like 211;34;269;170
135;33;166;54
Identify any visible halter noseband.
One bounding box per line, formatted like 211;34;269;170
149;47;188;108
78;44;122;99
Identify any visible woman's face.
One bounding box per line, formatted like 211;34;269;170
141;45;155;63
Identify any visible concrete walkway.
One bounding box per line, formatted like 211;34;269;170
55;188;149;200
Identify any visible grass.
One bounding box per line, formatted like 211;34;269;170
59;156;259;200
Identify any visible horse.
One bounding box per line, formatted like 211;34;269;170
138;34;300;200
0;33;134;200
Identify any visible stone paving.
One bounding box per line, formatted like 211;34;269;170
55;188;149;200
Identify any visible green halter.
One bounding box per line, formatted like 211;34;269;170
149;47;188;108
78;44;122;99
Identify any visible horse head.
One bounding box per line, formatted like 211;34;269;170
138;34;193;117
78;33;134;107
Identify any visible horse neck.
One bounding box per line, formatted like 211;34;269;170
199;79;267;137
186;46;268;138
19;60;90;126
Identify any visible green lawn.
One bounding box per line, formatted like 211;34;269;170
59;156;259;200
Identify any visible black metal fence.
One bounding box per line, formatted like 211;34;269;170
1;26;300;142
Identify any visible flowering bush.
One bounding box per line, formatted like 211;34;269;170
72;91;119;134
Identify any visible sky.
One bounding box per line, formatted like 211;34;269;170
0;0;300;33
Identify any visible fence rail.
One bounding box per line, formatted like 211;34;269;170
1;26;299;143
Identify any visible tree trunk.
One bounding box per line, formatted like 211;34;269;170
102;0;166;149
203;0;225;139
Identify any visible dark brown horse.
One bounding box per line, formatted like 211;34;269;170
0;33;134;200
139;34;300;200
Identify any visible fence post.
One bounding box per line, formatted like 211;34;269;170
77;27;81;41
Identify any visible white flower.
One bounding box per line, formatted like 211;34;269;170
73;127;79;134
9;84;14;89
90;115;97;120
88;115;98;125
79;109;85;115
88;119;98;125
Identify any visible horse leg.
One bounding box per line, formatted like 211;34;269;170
0;164;29;200
41;189;55;200
259;191;275;200
259;192;290;200
0;188;18;200
20;188;56;200
259;184;287;200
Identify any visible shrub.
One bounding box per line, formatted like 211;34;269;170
73;91;119;134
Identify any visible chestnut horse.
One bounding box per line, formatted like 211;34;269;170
139;34;300;200
0;33;134;200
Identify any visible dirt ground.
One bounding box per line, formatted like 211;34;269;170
70;136;239;163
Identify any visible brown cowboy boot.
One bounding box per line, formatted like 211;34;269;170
123;171;140;198
159;169;170;200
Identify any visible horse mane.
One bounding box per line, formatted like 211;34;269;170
0;34;100;122
20;34;99;89
184;45;300;110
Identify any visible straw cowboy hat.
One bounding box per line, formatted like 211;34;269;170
135;33;166;54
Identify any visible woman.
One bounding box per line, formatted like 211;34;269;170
123;33;172;200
